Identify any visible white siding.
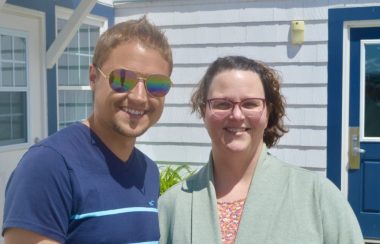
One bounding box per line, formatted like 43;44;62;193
114;0;380;173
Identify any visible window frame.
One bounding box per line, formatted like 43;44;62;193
360;39;380;142
55;6;107;130
0;27;31;149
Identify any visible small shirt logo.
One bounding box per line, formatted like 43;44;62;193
148;200;155;207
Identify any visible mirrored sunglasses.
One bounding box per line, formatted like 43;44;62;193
97;67;172;97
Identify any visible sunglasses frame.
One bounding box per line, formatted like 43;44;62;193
96;66;172;97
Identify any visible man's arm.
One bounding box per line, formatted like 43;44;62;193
4;228;60;244
3;146;72;243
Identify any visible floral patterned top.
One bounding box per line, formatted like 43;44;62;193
217;199;246;244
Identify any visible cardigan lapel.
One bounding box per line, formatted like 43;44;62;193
234;146;289;243
191;146;288;244
191;155;222;244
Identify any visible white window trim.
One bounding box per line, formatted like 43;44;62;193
55;6;108;33
55;6;107;129
0;28;30;150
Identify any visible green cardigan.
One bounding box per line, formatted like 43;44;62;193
158;146;363;244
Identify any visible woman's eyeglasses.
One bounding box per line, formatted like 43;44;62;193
97;67;172;97
206;98;266;118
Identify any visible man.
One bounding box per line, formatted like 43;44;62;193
3;16;172;243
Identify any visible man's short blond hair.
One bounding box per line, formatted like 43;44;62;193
92;16;173;74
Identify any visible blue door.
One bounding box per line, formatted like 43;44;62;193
348;27;380;239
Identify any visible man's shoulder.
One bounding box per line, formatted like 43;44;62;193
34;122;90;157
39;122;86;146
19;122;89;169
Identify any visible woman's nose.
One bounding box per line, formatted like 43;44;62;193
230;104;245;120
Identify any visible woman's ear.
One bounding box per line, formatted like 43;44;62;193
201;107;206;119
266;103;272;120
89;64;97;90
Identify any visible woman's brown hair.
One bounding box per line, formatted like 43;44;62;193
191;56;288;147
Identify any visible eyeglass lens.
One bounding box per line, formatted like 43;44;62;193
208;98;265;117
109;69;171;97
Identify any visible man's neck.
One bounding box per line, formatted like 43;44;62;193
83;116;136;162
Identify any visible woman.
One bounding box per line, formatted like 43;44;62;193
159;56;363;244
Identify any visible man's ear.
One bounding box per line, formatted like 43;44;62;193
89;64;97;90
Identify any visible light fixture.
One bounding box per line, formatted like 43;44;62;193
291;20;304;45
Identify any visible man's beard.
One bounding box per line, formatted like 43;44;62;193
112;121;149;138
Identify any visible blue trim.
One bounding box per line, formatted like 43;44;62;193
71;207;158;220
6;0;54;11
47;69;58;135
55;0;115;27
327;6;380;188
92;3;115;27
129;242;158;244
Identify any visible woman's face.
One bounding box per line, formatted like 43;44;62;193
203;69;269;155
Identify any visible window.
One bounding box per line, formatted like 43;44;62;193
364;43;380;138
57;18;100;129
0;31;28;146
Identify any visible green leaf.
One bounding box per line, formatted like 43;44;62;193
159;164;195;195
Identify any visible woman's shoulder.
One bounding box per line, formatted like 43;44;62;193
159;180;186;203
266;153;316;175
265;153;354;209
159;165;208;205
265;153;334;192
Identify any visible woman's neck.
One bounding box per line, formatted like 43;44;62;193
212;142;263;202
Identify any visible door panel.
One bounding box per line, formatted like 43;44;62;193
348;27;380;239
0;6;45;230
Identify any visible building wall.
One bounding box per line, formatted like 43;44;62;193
115;0;380;173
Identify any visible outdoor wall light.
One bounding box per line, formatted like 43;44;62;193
291;20;304;45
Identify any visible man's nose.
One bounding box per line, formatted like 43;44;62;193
127;79;148;101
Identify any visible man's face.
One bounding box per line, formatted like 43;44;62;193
89;41;170;140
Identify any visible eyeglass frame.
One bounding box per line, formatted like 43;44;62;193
206;97;266;118
95;66;172;97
